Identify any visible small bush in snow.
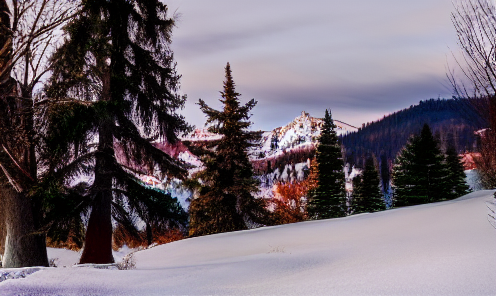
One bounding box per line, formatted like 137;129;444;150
49;258;58;267
117;253;136;270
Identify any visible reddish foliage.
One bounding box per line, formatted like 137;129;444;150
46;235;82;252
270;181;309;225
461;152;480;170
269;158;318;225
112;225;185;250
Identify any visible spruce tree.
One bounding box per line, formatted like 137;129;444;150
188;63;267;236
445;146;470;199
351;174;364;213
271;133;279;150
46;0;189;264
307;109;346;219
352;156;385;214
392;124;449;207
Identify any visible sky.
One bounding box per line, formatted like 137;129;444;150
164;0;459;131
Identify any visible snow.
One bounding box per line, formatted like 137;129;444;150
46;248;81;268
465;169;485;191
1;190;495;295
255;111;357;159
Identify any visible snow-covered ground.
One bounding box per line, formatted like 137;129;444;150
1;190;495;295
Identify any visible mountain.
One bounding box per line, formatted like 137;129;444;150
341;98;485;168
144;99;483;206
180;111;356;177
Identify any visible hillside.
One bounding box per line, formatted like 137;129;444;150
182;111;357;177
341;98;486;168
138;100;483;206
2;190;495;295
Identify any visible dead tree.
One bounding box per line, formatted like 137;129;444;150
449;0;496;189
0;0;77;268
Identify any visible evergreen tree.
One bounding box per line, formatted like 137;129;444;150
271;133;279;150
46;0;189;264
445;146;470;199
188;63;267;236
392;124;449;207
352;157;385;214
307;109;346;219
351;174;363;213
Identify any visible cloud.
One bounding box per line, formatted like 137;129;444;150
168;0;458;130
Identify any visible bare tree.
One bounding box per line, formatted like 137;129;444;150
0;0;77;268
449;0;496;189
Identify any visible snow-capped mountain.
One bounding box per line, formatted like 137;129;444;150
258;111;357;158
180;111;357;161
143;112;359;206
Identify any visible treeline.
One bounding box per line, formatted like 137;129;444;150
252;145;316;176
341;98;486;168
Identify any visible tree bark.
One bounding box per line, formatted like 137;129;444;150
1;184;48;268
78;191;114;264
0;191;5;261
79;114;115;264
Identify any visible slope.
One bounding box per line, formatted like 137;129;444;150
341;98;486;168
1;190;495;295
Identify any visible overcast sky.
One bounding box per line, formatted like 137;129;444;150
164;0;459;131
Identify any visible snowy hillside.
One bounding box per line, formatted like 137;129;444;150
2;190;495;295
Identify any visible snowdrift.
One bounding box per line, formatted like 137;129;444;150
1;190;495;295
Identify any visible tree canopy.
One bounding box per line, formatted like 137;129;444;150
392;124;450;207
46;0;189;264
307;109;346;219
188;63;267;236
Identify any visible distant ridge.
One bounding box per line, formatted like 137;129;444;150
341;98;485;168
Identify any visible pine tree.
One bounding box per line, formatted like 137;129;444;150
352;156;385;214
392;124;449;207
351;174;364;213
188;63;267;236
307;109;346;219
46;0;189;264
445;146;470;199
271;132;279;150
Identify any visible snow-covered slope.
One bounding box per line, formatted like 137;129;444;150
258;111;356;158
2;190;495;295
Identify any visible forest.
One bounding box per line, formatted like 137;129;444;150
341;98;486;168
0;0;494;277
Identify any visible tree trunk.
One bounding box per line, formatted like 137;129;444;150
79;114;115;264
0;191;5;262
78;191;114;264
146;222;153;246
1;185;48;268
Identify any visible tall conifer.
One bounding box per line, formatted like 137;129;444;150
188;63;267;236
46;0;189;264
307;109;346;219
352;156;385;214
445;146;470;199
392;124;449;207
